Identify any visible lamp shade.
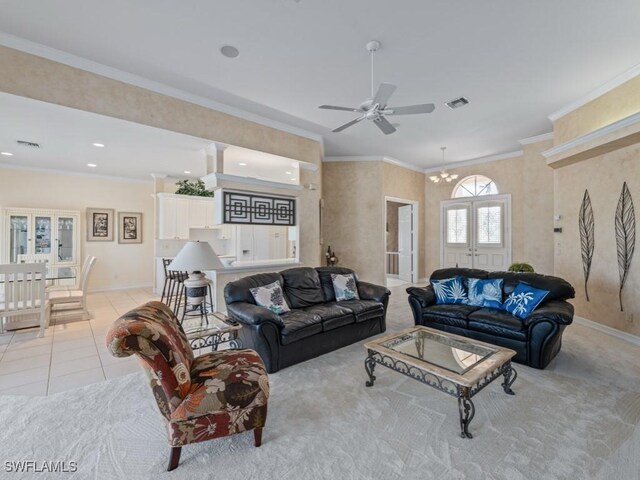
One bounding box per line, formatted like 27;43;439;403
168;241;224;271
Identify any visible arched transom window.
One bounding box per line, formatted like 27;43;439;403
452;175;498;198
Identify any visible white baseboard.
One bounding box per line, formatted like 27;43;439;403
88;284;153;294
574;315;640;347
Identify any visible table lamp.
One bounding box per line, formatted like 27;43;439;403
168;241;224;312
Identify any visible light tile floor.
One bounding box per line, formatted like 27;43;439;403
0;288;158;396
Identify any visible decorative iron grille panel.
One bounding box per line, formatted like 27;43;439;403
223;191;296;226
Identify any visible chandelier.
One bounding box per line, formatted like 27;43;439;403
429;147;458;183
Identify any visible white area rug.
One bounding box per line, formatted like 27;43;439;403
1;288;639;479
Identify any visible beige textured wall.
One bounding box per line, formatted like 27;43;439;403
424;142;555;277
554;143;640;335
322;162;385;284
0;45;323;268
0;167;154;291
383;163;427;280
553;76;640;145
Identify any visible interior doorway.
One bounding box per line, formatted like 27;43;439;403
440;194;511;271
385;197;418;287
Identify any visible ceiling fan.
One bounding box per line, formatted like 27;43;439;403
319;40;435;135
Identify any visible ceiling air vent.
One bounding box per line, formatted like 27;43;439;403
17;140;41;148
445;97;470;110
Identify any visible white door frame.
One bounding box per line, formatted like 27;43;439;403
384;196;418;283
439;193;512;269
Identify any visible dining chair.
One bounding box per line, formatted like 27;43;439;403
106;301;269;470
46;255;92;293
0;263;47;336
47;256;96;322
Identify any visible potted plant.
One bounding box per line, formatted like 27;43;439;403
175;179;214;197
508;262;535;273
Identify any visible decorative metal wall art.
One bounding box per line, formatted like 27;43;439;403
578;190;595;301
223;191;295;226
615;182;635;312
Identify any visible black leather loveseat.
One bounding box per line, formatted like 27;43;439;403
407;268;575;369
224;266;390;373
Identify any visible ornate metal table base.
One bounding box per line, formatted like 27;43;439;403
364;349;517;439
188;332;240;351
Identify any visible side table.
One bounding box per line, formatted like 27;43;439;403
180;312;242;352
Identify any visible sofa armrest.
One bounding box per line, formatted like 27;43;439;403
226;302;284;328
357;281;391;303
523;300;574;326
406;286;436;308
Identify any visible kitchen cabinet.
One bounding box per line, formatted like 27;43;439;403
158;194;216;239
188;198;215;229
235;225;289;263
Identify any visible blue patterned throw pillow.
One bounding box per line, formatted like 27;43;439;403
502;282;549;319
467;278;503;308
250;281;291;315
431;276;468;304
331;273;360;301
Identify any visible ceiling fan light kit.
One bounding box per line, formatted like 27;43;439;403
319;40;435;135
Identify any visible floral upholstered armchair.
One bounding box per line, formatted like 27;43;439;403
106;301;269;471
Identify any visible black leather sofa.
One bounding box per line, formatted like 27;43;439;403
407;268;575;369
224;266;390;373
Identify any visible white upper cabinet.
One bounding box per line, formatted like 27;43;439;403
157;194;216;239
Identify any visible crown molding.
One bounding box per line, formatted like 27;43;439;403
324;155;426;174
0;32;324;145
0;162;152;183
548;62;640;122
424;150;523;174
518;132;553;145
542;111;640;158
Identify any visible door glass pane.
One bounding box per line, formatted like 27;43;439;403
57;217;75;262
477;206;502;244
446;208;468;244
9;216;29;263
34;216;52;254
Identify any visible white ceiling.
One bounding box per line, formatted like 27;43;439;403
1;0;640;168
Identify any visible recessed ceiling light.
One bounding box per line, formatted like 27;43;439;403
184;170;191;174
285;171;292;175
92;143;105;147
239;162;247;166
220;45;240;58
1;152;13;156
291;178;296;181
87;163;97;168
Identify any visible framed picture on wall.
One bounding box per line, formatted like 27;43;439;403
118;212;143;244
86;208;114;242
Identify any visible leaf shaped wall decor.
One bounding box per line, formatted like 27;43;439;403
578;190;595;301
615;182;635;312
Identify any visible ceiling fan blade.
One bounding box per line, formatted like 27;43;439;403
372;83;397;108
332;116;365;133
387;103;436;115
319;105;363;112
373;116;397;135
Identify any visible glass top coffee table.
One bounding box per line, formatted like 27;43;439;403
180;312;242;352
364;326;517;438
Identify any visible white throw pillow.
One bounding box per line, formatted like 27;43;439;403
331;273;360;302
250;281;290;315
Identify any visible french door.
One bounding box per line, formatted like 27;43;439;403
440;194;511;271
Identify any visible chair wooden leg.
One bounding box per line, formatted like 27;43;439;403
167;446;181;471
253;428;263;447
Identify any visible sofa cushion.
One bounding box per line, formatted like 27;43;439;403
331;273;360;301
337;299;384;323
279;310;323;345
302;303;355;332
487;272;575;302
430;268;488;282
224;272;284;305
249;281;290;314
467;308;527;340
467;278;503;308
422;304;480;329
281;267;325;309
432;276;468;304
502;282;550;319
316;267;357;302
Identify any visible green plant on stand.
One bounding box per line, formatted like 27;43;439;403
508;262;535;273
175;179;214;197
